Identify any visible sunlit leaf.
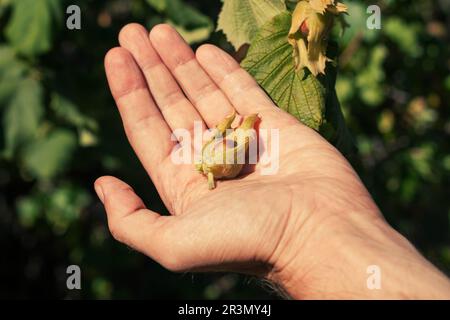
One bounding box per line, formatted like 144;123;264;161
217;0;286;49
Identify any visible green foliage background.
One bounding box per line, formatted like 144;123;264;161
0;0;449;299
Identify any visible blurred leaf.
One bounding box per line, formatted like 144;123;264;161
78;128;98;147
23;129;77;179
338;2;365;45
217;0;286;50
165;0;211;29
146;0;166;12
171;20;213;44
17;195;42;227
384;18;421;57
242;12;325;130
407;97;437;132
443;155;450;171
16;183;91;233
324;89;355;155
0;46;28;106
50;93;97;131
92;277;113;299
5;0;63;56
335;76;353;102
0;0;11;19
356;135;373;157
322;63;355;155
356;45;387;106
409;144;435;180
444;75;450;92
399;175;419;203
50;93;98;146
147;0;213;44
378;110;395;134
45;183;91;234
338;1;379;47
3;78;44;156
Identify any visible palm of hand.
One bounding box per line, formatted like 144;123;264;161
97;23;378;278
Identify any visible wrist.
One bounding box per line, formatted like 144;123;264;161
268;209;450;299
266;208;377;298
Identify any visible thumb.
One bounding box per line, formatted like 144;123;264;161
94;176;176;268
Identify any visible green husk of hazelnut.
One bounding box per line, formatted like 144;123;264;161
196;112;258;189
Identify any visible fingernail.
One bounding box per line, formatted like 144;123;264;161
94;183;105;203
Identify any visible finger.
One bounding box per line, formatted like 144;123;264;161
149;24;235;128
105;46;211;215
196;44;282;118
118;23;205;133
94;176;179;268
104;47;174;172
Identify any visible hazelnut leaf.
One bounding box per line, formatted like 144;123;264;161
241;12;325;130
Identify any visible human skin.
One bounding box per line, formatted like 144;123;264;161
95;23;450;299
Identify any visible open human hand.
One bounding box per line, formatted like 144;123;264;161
95;23;450;299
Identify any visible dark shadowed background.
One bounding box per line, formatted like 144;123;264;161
0;0;449;299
